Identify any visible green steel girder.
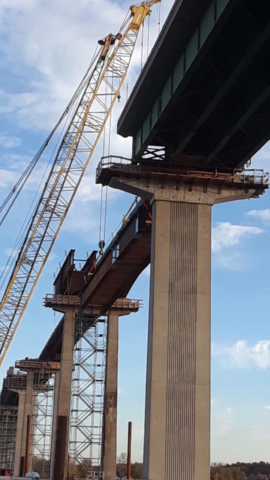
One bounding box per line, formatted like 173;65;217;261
118;0;270;170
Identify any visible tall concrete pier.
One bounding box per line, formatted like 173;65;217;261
97;0;270;474
44;291;140;480
103;311;119;480
140;185;252;480
97;160;267;480
52;309;75;480
14;384;30;476
144;200;211;480
103;300;140;480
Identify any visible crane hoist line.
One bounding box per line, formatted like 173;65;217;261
0;0;161;366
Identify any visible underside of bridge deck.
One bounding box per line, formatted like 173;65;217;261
40;201;151;361
118;0;270;170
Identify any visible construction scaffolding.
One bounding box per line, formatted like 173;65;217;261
69;314;107;479
0;406;17;473
29;372;55;478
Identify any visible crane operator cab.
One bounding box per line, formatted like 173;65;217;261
98;33;122;61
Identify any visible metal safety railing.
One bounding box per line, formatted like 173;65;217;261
112;298;143;310
44;294;81;307
15;359;60;371
97;156;269;186
236;168;269;185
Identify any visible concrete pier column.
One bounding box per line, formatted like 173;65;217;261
14;371;34;476
14;391;25;476
102;300;140;480
143;200;211;480
97;162;265;480
22;372;34;465
53;309;75;480
50;370;60;479
103;312;119;480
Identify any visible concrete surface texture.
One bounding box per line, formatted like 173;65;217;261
143;200;211;480
103;312;119;480
52;309;75;480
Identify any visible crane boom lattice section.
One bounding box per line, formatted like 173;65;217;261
0;15;145;365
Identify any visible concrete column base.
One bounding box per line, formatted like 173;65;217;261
143;200;211;480
52;309;75;480
96;165;267;480
50;370;60;479
103;302;140;480
13;372;34;477
14;391;25;476
103;312;119;480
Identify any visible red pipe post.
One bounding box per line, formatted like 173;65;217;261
127;421;132;480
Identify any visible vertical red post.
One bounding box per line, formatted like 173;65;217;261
127;421;132;480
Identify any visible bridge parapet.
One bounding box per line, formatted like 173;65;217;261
97;156;269;198
4;373;26;391
44;293;142;313
111;298;142;311
44;293;81;308
15;359;60;372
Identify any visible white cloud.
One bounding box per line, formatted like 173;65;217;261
0;0;172;132
212;250;244;271
212;406;233;437
212;222;263;252
76;173;120;203
62;201;100;233
212;340;270;370
0;168;19;188
247;209;270;223
0;133;21;148
264;406;270;411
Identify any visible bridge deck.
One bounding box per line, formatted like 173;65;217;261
118;0;270;169
40;202;151;361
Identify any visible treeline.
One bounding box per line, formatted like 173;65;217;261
116;453;143;478
211;462;270;479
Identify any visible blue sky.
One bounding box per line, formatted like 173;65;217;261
1;0;270;466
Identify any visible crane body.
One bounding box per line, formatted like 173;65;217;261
0;0;161;366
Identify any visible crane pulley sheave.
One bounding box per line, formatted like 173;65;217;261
0;0;161;366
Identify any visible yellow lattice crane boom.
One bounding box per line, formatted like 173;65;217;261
0;0;161;366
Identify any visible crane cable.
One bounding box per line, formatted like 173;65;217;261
0;53;90;291
0;100;79;292
99;77;108;245
0;1;162;365
158;1;161;34
0;45;101;228
147;15;150;57
141;21;144;70
103;105;112;242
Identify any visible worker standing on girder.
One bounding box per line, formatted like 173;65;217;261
98;33;122;61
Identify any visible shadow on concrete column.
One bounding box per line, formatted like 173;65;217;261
50;370;60;479
14;391;25;476
102;301;140;480
102;311;119;480
143;200;211;480
52;310;75;480
100;167;260;480
13;372;34;477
